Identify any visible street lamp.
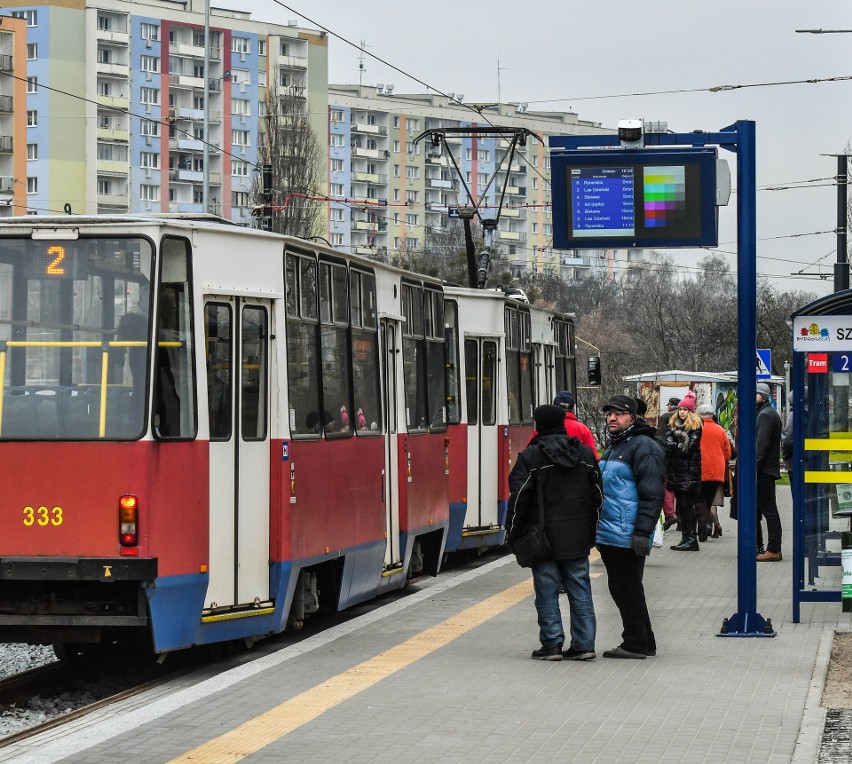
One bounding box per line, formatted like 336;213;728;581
796;29;851;291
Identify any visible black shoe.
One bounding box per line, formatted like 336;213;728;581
562;647;596;661
645;649;657;657
531;645;563;661
603;646;646;660
757;546;766;557
671;536;699;551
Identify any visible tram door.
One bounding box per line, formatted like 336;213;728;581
380;318;402;568
464;337;499;529
204;297;271;609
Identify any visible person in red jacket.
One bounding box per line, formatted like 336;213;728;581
527;391;598;458
695;403;731;540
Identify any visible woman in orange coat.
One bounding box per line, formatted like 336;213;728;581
696;403;732;540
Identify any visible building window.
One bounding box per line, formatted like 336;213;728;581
140;152;159;169
232;98;251;117
232;37;250;54
140;22;159;41
27;144;37;160
26;111;37;127
140;118;159;137
393;189;400;201
140;185;160;202
393;140;400;153
331;233;344;246
141;55;160;73
393;165;400;178
406;214;418;226
232;191;250;207
329;109;344;123
10;10;37;26
98;180;113;195
97;81;111;97
407;119;420;131
258;40;266;56
97;48;112;65
330;183;344;197
97;15;111;31
465;148;472;161
478;149;490;162
26;43;37;60
406;191;418;203
99;115;111;129
27;177;37;194
231;159;249;176
393;116;399;128
27;77;38;93
405;237;418;249
478;173;488;187
330;133;344;147
140;87;159;105
97;143;127;162
406;166;419;179
231;129;250;147
331;158;344;172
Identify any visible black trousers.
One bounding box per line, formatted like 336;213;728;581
675;485;701;536
756;472;782;553
598;544;655;654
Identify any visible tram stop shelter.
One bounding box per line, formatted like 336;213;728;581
791;291;852;621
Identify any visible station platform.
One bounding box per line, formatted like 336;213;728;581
1;486;845;764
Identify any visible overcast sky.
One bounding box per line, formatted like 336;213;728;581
234;0;852;297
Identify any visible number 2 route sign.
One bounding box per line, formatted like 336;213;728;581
756;349;771;379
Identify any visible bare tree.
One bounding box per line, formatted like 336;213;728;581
253;80;324;239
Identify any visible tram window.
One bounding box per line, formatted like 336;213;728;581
519;312;533;424
153;237;197;439
0;237;153;441
300;257;317;320
241;306;267;441
319;261;353;437
482;341;497;427
205;303;232;441
505;307;522;425
286;318;320;436
351;270;380;435
444;300;461;425
425;288;446;431
465;339;478;426
402;283;427;432
285;256;298;316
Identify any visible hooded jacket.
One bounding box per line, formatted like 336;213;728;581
597;420;666;549
506;432;602;561
757;397;782;478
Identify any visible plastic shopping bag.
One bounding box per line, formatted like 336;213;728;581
652;512;665;548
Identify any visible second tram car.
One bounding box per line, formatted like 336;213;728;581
0;216;576;655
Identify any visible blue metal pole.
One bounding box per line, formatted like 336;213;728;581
792;351;805;623
719;120;774;637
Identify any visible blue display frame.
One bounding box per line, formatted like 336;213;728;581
550;148;718;249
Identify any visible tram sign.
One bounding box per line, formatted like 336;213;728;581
793;315;852;352
550;148;720;249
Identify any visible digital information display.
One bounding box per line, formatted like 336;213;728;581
551;148;718;250
23;243;90;281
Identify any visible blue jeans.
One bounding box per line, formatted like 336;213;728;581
531;557;596;651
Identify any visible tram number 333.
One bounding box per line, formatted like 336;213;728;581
22;506;63;526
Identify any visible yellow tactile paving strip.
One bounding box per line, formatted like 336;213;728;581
168;578;534;762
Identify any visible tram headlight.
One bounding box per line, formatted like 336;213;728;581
119;495;138;547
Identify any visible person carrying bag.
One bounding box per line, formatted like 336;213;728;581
506;405;602;661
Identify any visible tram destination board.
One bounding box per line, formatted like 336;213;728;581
550;148;718;249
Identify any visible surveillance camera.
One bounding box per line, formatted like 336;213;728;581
617;119;644;148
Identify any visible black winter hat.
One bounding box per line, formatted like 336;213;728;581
534;404;566;436
634;397;648;416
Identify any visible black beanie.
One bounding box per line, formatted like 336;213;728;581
535;404;565;436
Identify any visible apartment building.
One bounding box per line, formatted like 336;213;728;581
328;84;648;279
0;14;27;218
3;0;328;223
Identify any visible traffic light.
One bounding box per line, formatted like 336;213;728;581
587;356;602;386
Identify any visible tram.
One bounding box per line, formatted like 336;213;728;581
0;215;576;655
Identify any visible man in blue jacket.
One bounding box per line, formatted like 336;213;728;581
597;394;666;659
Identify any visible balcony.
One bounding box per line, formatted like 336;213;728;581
353;172;384;184
501;208;520;217
176;138;205;152
170;73;205;89
97;193;129;208
96;29;129;46
279;54;308;69
97;62;130;78
0;176;14;194
169;41;205;59
96;95;130;110
97;160;128;175
352;123;386;136
0;95;11;113
426;178;452;189
351;147;382;159
498;230;526;241
426;155;448;166
352;220;378;232
97;127;129;142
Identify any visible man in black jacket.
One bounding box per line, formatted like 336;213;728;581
507;404;603;661
755;382;783;561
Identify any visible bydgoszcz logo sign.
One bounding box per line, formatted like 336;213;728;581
793;315;852;352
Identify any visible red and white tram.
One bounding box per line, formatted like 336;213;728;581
0;216;575;654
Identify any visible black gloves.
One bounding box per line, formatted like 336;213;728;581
631;535;651;556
